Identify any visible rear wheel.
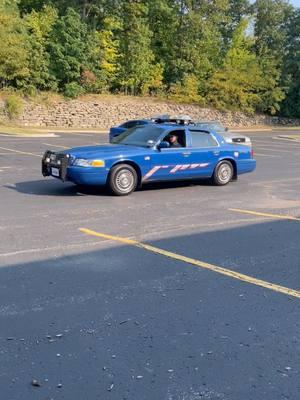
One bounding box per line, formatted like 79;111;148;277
108;164;137;196
212;161;233;186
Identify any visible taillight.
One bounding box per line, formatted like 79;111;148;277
251;148;254;159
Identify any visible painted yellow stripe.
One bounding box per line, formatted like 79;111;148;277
80;228;138;245
229;208;300;221
0;146;42;158
79;228;300;299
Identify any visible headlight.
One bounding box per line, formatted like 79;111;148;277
73;159;105;167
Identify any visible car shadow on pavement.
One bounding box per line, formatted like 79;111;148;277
4;180;108;196
140;178;212;192
7;178;213;197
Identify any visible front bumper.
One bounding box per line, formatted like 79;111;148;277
42;150;69;181
42;150;108;186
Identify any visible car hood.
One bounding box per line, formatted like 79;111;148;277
64;144;147;159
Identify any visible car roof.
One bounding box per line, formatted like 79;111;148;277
141;123;214;134
123;117;223;133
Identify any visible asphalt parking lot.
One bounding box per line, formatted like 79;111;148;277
0;129;300;400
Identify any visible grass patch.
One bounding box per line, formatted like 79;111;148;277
0;124;44;136
273;127;300;130
0;122;107;136
4;94;24;120
28;92;63;108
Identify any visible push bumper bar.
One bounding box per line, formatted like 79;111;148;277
42;150;69;181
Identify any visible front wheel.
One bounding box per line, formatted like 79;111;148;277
108;164;138;196
212;161;233;186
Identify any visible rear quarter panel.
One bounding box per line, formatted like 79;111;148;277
219;144;256;175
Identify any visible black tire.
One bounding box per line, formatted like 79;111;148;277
108;164;138;196
212;160;233;186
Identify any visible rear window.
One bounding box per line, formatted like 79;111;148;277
196;123;225;133
190;131;218;148
121;120;147;129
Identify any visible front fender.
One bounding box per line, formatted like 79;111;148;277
110;157;151;184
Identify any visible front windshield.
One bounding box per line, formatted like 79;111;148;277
112;125;165;147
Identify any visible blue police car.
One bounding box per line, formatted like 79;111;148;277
42;120;256;196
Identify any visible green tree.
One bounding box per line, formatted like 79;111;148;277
4;0;300;117
165;0;229;97
19;0;47;13
48;7;89;94
223;0;251;42
21;0;122;21
253;0;294;114
0;0;29;87
207;20;263;113
146;0;178;86
118;1;163;95
255;56;285;114
169;73;205;104
254;0;293;58
280;9;300;118
22;5;58;91
86;16;121;92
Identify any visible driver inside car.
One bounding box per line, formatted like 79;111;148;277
167;133;182;148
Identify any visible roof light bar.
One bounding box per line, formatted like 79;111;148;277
151;115;194;125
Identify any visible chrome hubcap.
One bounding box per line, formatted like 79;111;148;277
218;164;231;182
115;169;134;192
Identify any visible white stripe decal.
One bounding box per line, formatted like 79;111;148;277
179;164;190;170
144;163;210;180
170;165;182;173
144;166;161;180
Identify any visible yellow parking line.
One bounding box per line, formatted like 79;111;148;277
229;208;300;221
0;146;42;158
79;228;300;300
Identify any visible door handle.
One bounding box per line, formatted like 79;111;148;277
213;151;220;156
182;152;191;156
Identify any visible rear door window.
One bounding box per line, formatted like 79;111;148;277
189;130;218;148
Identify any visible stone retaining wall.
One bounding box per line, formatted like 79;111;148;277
0;97;299;128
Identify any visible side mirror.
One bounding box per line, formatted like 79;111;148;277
146;140;155;147
158;141;170;149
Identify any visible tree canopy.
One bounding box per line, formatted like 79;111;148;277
1;0;299;117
